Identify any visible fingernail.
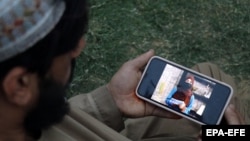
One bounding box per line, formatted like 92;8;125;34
148;49;154;53
228;104;235;110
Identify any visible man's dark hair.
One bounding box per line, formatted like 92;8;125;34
0;0;89;82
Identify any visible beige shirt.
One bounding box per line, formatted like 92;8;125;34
38;86;131;141
38;85;199;141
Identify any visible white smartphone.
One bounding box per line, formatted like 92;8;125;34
136;56;233;125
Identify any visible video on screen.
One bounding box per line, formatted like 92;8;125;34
151;64;216;118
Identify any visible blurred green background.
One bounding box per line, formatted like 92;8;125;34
68;0;250;96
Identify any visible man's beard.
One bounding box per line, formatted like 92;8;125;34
24;59;76;139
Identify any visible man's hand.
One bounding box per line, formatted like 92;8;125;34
107;50;180;119
224;104;245;124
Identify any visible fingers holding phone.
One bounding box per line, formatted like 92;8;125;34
224;104;245;125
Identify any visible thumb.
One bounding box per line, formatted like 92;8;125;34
224;104;245;124
130;49;155;69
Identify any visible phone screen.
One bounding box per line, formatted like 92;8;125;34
136;56;233;125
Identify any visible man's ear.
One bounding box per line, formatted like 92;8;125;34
2;67;38;107
70;37;86;58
